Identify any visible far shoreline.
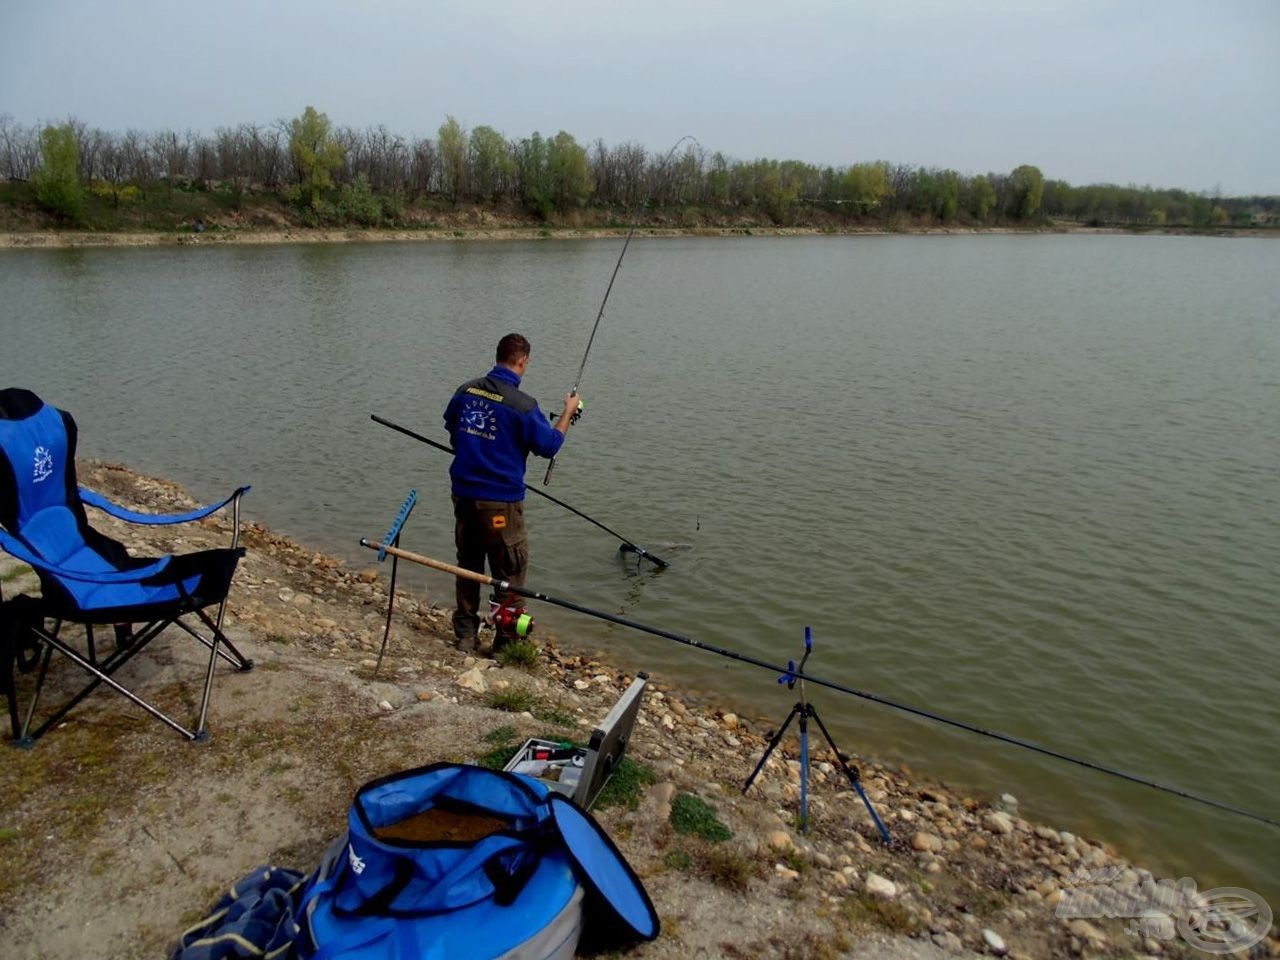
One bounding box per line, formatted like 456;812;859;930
3;221;1276;250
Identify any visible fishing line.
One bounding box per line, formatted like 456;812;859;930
358;538;1280;831
543;134;699;486
370;414;669;567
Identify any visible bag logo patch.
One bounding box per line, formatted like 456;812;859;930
347;846;366;875
32;446;53;484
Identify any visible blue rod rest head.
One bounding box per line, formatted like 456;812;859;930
378;489;418;561
805;625;813;651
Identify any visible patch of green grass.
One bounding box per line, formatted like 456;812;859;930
486;687;540;714
496;641;540;670
662;849;693;871
2;563;32;583
699;845;759;891
476;744;521;770
533;706;574;727
483;724;517;745
0;828;19;843
842;893;921;935
670;792;732;842
592;757;657;811
781;848;811;875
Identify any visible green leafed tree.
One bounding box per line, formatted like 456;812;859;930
547;131;593;211
32;123;84;222
968;174;997;220
438;115;467;202
468;125;513;203
516;132;553;218
288;106;344;209
1007;164;1045;220
336;172;382;226
840;161;891;213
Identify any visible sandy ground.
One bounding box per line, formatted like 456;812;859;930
0;464;1275;960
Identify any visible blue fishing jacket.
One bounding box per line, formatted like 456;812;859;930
443;366;565;501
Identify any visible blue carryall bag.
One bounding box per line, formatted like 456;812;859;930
293;763;659;960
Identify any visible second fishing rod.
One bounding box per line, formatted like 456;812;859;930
359;538;1280;832
371;414;669;568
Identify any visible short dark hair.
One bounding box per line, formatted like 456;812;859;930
496;333;530;365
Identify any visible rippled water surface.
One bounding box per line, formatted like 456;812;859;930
2;234;1277;898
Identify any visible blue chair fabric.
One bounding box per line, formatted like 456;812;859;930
0;387;252;746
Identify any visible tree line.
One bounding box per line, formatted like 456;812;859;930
2;107;1275;230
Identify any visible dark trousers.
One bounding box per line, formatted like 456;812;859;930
451;497;528;642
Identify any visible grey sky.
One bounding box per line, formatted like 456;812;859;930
2;0;1277;195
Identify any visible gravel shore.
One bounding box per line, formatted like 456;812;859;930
0;462;1274;959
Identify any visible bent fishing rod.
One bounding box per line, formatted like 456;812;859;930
543;134;698;486
358;538;1280;831
370;414;668;568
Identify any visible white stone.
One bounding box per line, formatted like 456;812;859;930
984;811;1014;835
863;872;897;899
455;667;488;693
981;928;1007;955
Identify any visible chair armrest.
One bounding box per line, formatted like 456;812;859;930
0;530;172;584
79;486;250;526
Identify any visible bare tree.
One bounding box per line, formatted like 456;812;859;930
0;115;40;179
409;137;437;198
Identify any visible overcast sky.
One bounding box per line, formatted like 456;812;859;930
2;0;1277;195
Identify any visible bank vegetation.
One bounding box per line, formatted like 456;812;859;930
3;108;1277;237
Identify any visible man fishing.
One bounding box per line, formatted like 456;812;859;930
443;333;581;653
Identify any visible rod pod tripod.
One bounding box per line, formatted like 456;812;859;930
743;627;892;845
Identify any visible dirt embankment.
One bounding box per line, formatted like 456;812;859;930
7;222;1268;251
0;464;1274;960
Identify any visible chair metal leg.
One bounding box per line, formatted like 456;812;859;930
20;628;200;741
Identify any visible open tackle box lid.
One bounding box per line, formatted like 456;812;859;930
505;674;648;808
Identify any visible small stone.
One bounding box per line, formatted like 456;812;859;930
911;831;943;852
455;667;488;693
864;872;897;899
377;700;394;713
775;864;800;881
357;569;378;583
359;659;378;669
981;928;1007;955
1066;919;1106;946
573;679;590;691
721;712;739;730
984;811;1015;835
416;691;433;702
767;830;793;851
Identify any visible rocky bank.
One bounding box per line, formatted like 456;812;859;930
0;463;1275;960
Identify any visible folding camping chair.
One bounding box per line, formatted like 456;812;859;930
0;388;253;747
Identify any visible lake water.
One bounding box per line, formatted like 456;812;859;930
2;234;1277;900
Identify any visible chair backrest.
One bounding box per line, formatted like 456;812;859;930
0;388;122;574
